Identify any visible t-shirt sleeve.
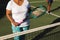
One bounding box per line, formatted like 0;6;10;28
6;1;12;10
27;3;30;8
25;0;30;8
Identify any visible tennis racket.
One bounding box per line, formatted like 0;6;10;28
18;5;47;26
30;5;47;18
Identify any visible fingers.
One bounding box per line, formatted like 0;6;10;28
12;22;19;27
12;20;23;27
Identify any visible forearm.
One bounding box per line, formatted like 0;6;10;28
6;14;14;23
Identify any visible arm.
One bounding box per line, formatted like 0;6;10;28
6;10;14;23
6;9;19;26
46;0;48;2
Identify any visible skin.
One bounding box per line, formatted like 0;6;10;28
6;0;24;27
46;0;53;12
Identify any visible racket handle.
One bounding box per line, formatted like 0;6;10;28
18;20;23;26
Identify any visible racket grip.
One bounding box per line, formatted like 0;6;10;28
18;20;23;26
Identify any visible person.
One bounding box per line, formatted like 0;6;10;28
6;0;31;40
46;0;53;14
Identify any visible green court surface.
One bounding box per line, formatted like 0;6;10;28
0;0;60;40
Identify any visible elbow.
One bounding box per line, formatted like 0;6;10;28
6;12;8;17
6;10;11;17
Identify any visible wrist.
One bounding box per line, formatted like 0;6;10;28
10;20;15;23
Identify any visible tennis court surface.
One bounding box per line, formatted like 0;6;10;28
0;0;60;40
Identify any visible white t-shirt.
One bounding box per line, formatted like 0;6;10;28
6;0;30;27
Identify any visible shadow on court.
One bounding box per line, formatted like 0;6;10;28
0;8;5;19
50;6;60;12
32;18;60;40
0;0;9;19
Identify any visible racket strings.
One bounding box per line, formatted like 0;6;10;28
32;8;44;16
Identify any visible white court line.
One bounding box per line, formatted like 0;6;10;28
0;22;60;40
30;0;59;3
31;6;60;18
30;1;45;3
47;13;60;18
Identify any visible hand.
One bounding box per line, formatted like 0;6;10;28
12;21;19;27
12;20;23;27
